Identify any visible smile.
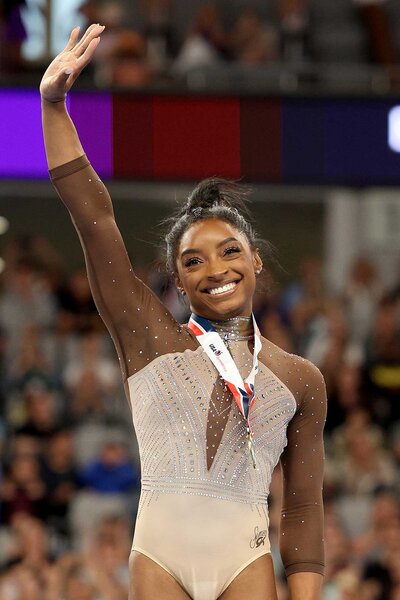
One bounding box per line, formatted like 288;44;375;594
207;282;238;296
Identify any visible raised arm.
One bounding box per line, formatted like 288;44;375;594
40;26;193;380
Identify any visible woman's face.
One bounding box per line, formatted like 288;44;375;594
176;218;262;320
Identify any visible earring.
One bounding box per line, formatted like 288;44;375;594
178;288;186;295
255;269;262;275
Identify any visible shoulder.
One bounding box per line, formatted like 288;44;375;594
260;334;323;377
260;336;326;406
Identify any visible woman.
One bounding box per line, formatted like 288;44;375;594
40;24;326;600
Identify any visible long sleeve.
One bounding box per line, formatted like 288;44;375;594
279;361;326;576
50;156;196;380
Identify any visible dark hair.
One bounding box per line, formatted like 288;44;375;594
164;178;261;273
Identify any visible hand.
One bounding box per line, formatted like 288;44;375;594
40;24;104;103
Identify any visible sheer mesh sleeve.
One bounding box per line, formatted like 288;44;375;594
279;360;326;576
50;155;196;380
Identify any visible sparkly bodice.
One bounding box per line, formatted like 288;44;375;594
128;322;297;507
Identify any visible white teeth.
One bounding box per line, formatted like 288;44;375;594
208;282;236;296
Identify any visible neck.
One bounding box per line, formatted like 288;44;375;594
210;315;254;341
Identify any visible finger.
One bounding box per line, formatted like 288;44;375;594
75;24;104;57
76;36;101;68
63;26;80;52
54;66;74;86
75;24;104;56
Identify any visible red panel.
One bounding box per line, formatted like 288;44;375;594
153;97;241;180
113;95;153;178
240;99;282;181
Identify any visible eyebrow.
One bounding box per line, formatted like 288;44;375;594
180;237;240;258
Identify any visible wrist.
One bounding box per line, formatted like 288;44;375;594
41;96;67;108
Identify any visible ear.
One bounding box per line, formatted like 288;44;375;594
175;276;185;295
253;250;263;275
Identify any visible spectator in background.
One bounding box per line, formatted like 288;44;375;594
280;255;325;351
303;299;349;395
2;234;64;294
138;0;173;69
57;267;102;335
0;455;46;524
328;420;397;497
229;8;279;65
343;257;382;361
78;438;139;495
278;0;309;63
0;515;55;597
174;4;227;75
258;309;293;353
63;332;120;419
6;326;55;394
323;509;358;596
360;515;400;599
352;0;398;68
0;563;44;600
59;563;98;600
0;0;27;74
89;0;154;87
365;294;400;427
325;362;364;434
15;384;62;450
40;429;79;536
0;259;56;362
352;489;400;563
47;515;130;600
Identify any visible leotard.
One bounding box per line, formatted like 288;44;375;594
51;156;326;600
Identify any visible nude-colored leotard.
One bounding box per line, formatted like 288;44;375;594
51;156;326;600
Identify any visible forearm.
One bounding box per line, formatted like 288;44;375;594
42;98;84;169
287;572;323;600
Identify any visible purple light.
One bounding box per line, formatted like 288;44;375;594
0;89;112;179
0;89;48;178
70;92;113;178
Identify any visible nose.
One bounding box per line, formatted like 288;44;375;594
206;256;228;280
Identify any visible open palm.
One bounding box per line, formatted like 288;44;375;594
40;24;104;103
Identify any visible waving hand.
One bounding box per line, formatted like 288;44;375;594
40;24;104;103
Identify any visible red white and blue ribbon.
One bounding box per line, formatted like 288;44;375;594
188;313;262;468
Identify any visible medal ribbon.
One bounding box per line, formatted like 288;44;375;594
188;313;262;467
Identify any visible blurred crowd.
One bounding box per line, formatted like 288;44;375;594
0;231;399;600
1;0;399;85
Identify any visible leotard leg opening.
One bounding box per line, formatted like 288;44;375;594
130;548;190;599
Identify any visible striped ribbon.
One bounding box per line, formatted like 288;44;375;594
188;313;262;467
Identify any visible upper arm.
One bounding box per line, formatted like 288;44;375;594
279;360;327;576
51;156;196;379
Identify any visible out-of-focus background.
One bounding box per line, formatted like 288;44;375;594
1;1;400;599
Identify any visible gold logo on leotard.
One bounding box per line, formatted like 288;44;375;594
250;526;267;549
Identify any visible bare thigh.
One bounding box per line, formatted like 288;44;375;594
219;554;278;600
129;551;191;600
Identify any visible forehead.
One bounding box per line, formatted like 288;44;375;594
179;218;249;252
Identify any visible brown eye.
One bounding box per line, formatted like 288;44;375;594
224;246;241;256
184;257;202;267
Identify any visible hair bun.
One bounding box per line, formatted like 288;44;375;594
180;177;250;218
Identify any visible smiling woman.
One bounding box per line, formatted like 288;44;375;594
176;217;262;319
165;178;263;322
40;24;326;600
